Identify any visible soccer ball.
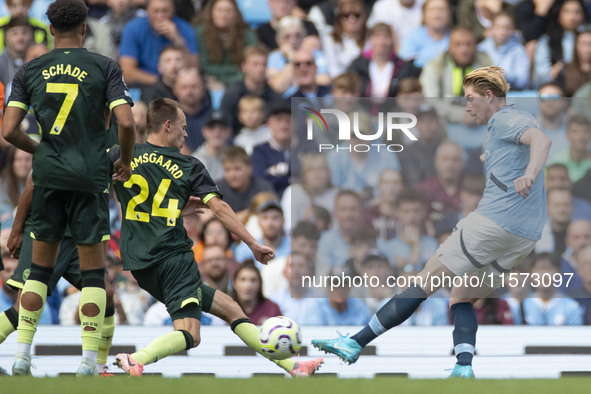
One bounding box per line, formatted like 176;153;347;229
259;316;302;360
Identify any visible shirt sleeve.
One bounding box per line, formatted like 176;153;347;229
497;113;539;144
118;19;141;59
189;156;222;199
104;59;134;110
6;67;30;111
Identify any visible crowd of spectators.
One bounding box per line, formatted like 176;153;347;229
1;0;591;327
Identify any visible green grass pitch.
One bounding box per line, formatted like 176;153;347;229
1;376;591;394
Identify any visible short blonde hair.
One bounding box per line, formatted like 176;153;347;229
238;96;265;112
463;66;510;97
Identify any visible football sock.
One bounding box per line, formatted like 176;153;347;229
79;269;107;359
17;263;52;349
131;330;188;366
451;302;477;366
0;307;18;343
352;285;428;347
231;318;296;373
97;307;115;365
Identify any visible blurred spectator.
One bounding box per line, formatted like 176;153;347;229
390;77;425;146
251;105;292;196
537;188;574;254
568;246;591;324
0;0;51;52
268;253;317;323
561;219;591;291
533;0;587;88
366;0;425;51
112;259;151;325
438;174;485;228
196;0;258;88
173;68;213;153
284;48;332;100
379;188;439;270
473;298;514;324
548;114;591;182
327;112;401;199
561;25;591;95
100;0;145;48
360;252;397;315
282;153;338;230
201;244;235;294
84;15;117;60
267;16;330;95
300;266;371;325
477;11;531;90
193;217;235;262
348;22;421;99
307;0;337;39
417;140;464;236
192;110;232;181
234;200;290;266
399;0;452;68
244;191;280;240
317;190;363;271
399;107;446;187
217;146;275;216
545;163;591;222
321;0;369;78
343;228;377;278
220;45;284;135
231;260;282;324
522;252;583;325
457;0;513;43
504;256;534;325
234;96;272;154
119;0;198;86
131;100;148;143
515;0;557;43
303;204;332;232
361;168;404;242
420;26;493;97
537;83;569;157
140;45;186;103
257;0;319;50
573;169;591;203
0;16;34;87
0;147;32;229
290;220;321;261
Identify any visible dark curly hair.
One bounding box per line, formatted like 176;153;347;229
46;0;88;32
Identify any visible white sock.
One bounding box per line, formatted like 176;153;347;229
96;363;106;373
82;350;98;364
16;342;32;355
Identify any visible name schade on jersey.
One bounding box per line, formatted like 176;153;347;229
41;64;88;82
132;153;184;179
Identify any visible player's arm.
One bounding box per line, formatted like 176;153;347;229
515;127;552;199
1;106;38;154
7;172;33;258
111;104;136;182
205;195;275;264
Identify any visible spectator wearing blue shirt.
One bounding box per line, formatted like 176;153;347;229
119;0;198;86
477;12;530;90
398;0;451;68
251;106;292;197
523;252;584;325
568;246;591;324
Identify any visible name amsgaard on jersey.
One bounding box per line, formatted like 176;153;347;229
132;152;184;179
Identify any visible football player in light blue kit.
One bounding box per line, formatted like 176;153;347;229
313;66;552;378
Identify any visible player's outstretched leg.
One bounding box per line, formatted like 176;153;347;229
449;302;477;378
312;284;428;364
208;288;323;377
13;263;53;375
0;306;19;344
97;273;116;375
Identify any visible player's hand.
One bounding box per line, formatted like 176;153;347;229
514;174;535;199
182;196;209;216
113;159;132;182
7;228;23;258
251;243;275;265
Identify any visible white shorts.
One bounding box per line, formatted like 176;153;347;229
437;212;536;289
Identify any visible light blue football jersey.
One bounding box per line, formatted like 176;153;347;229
475;104;547;240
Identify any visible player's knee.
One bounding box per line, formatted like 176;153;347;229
81;302;101;318
21;291;44;311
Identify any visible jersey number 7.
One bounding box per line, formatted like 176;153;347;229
124;174;181;226
46;83;79;135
